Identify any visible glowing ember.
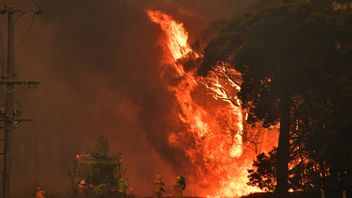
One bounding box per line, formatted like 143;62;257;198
147;10;278;197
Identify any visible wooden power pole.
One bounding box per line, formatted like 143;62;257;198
0;5;41;198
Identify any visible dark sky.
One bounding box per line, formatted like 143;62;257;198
0;0;255;196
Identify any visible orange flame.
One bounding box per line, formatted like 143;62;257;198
147;10;277;197
146;10;193;62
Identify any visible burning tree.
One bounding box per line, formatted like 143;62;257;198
146;9;278;197
201;0;352;196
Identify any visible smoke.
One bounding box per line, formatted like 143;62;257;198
0;0;255;196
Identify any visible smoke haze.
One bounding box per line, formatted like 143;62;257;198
0;0;255;196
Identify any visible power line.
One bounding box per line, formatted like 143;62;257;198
0;5;41;198
15;14;36;57
0;31;5;78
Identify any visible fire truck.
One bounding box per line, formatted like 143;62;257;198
71;153;121;197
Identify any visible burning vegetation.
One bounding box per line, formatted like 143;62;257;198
146;9;278;197
4;0;351;197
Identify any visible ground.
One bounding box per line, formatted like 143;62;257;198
241;192;321;198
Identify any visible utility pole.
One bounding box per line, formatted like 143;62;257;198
0;5;41;198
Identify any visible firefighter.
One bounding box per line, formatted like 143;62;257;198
172;176;186;198
35;186;46;198
153;174;165;198
77;180;87;198
118;176;129;198
176;176;186;190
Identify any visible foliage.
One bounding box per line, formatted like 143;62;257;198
87;136;130;197
94;135;111;158
201;0;352;194
93;183;110;197
248;150;277;192
202;0;351;125
248;145;322;192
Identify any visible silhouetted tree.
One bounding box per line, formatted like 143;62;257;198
201;0;352;196
88;136;128;198
248;150;277;192
248;134;322;193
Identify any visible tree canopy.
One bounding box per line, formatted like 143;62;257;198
89;136;129;198
201;0;352;195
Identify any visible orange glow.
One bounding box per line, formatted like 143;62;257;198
147;10;278;197
146;9;193;62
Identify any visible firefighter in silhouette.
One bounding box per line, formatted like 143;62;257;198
153;174;165;198
172;176;186;198
35;186;46;198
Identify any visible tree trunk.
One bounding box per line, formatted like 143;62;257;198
275;97;290;196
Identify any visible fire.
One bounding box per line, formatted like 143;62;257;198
146;10;278;197
146;10;193;61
